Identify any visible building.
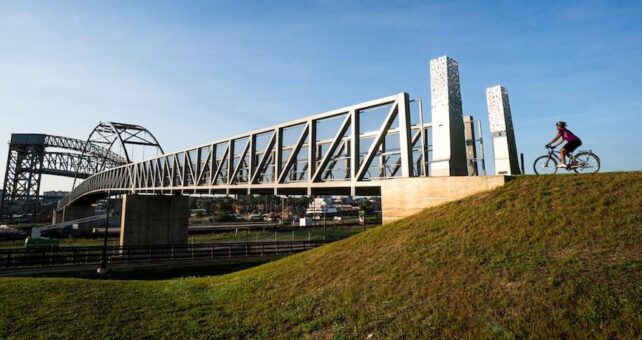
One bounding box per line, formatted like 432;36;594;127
41;191;69;204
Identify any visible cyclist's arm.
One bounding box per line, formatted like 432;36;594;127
548;133;562;146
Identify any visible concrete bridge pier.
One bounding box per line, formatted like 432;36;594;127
119;194;189;247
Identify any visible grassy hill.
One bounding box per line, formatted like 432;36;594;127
1;173;641;338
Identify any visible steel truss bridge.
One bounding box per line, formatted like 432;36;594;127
1;123;163;218
59;92;438;210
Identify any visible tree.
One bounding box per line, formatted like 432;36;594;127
359;199;374;214
213;197;234;222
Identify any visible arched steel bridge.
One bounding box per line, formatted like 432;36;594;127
1;123;163;218
58;92;436;210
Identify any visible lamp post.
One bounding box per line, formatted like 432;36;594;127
323;200;326;241
97;195;111;274
281;196;285;228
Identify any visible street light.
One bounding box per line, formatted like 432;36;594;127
97;195;111;274
323;200;326;241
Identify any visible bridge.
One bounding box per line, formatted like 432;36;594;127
59;92;424;207
0;122;163;220
8;56;521;247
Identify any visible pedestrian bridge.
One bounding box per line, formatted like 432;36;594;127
58;92;432;209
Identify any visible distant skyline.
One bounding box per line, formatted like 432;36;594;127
1;1;641;192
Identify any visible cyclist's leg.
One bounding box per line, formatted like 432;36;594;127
560;146;568;165
560;140;580;165
565;140;582;165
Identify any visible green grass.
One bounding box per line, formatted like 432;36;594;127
1;172;641;338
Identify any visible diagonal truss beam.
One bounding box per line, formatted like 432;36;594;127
211;144;230;185
278;124;309;183
251;131;277;184
311;113;351;182
355;103;398;181
230;139;251;185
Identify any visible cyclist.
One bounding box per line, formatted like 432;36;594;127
546;121;582;167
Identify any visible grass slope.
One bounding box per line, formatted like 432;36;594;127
1;173;641;338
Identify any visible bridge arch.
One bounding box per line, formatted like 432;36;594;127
72;122;164;188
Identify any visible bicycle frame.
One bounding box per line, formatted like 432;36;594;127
543;148;562;165
543;147;580;168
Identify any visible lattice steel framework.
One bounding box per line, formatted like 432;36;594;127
0;134;126;219
59;93;434;210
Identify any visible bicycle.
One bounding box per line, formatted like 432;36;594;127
533;145;600;175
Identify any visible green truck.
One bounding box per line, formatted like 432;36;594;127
24;236;59;250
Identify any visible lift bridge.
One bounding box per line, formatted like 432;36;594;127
4;56;520;246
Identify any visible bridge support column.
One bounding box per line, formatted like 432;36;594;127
119;194;189;247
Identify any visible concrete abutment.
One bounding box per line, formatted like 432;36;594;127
381;176;510;224
119;194;189;247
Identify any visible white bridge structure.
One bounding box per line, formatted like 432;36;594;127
53;55;520;246
59;92;427;208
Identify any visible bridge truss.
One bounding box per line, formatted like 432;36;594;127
59;93;435;209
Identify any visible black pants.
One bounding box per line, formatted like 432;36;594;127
562;139;582;153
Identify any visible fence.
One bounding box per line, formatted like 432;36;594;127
0;240;325;269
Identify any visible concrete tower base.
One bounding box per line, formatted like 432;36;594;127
119;194;189;247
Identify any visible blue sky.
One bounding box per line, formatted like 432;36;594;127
1;1;641;191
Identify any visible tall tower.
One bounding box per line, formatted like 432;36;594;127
429;56;468;176
486;85;520;175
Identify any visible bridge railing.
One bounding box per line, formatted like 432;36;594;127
0;240;325;269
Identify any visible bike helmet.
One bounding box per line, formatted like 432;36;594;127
556;121;567;128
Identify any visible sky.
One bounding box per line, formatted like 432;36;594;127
1;0;641;192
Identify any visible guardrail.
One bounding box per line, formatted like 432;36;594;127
0;240;325;269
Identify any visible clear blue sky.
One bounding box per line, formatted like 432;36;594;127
1;1;640;191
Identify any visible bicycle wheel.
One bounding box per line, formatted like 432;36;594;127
571;152;600;174
533;155;558;175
